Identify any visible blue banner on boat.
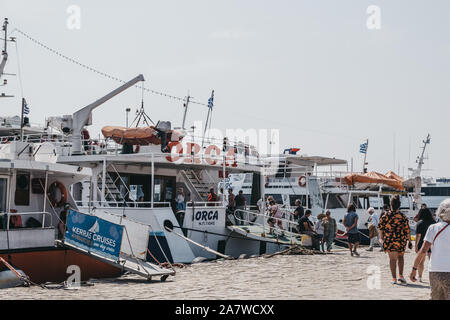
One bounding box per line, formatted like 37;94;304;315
64;210;123;261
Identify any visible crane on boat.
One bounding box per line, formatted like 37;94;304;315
47;74;145;155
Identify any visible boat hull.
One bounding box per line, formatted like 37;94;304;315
0;247;122;284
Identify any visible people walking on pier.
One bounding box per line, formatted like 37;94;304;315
257;195;268;213
207;188;218;206
267;199;284;235
234;190;247;225
414;203;431;222
410;198;450;300
414;206;436;282
366;207;380;251
176;188;185;212
226;189;236;225
378;195;412;284
314;213;325;251
58;203;70;240
218;187;225;205
293;199;304;233
298;210;321;250
344;204;360;256
323;210;337;252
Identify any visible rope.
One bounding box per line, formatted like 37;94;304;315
148;225;176;273
0;257;32;287
11;28;209;107
171;224;300;245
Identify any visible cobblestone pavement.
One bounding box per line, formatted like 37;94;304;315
0;249;430;300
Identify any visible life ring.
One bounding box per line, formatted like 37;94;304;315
298;175;307;187
48;181;67;207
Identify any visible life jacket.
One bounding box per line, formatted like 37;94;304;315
10;215;22;228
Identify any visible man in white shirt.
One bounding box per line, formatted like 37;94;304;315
410;199;450;300
366;207;380;251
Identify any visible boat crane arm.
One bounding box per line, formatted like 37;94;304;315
0;18;9;80
71;74;145;154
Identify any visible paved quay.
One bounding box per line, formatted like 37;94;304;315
0;249;430;300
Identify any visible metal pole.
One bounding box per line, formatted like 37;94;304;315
126;108;131;128
88;176;92;213
305;169;309;209
362;139;368;173
181;95;190;130
101;158;106;203
20;98;24;142
222;154;226;206
261;165;266;235
3;18;7;53
42;171;48;228
151;153;154;208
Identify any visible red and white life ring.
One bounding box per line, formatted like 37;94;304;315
298;175;307;187
48;181;67;208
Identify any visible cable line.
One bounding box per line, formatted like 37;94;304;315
10;28;209;107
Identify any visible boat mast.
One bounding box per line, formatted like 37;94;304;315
362;138;368;173
181;94;190;130
0;18;8;80
410;133;431;178
202;90;214;148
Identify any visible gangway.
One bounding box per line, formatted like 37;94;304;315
56;240;174;281
58;209;175;282
228;209;310;247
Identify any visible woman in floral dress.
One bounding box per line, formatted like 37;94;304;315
378;195;412;284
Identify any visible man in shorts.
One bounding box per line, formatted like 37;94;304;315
344;204;360;256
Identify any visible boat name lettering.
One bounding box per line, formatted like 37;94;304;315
71;227;116;247
195;210;219;221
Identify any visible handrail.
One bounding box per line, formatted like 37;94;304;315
186;201;224;207
233;208;300;238
0;211;53;230
109;163;134;203
76;201;171;208
96;183;120;207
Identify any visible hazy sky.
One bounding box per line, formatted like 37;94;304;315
2;0;450;177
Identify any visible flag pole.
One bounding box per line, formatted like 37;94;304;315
362;138;368;173
202;90;214;148
20;97;25;142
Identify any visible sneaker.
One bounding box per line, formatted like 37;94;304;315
391;279;397;285
350;251;354;256
353;251;360;257
418;277;423;283
398;277;407;284
366;247;373;251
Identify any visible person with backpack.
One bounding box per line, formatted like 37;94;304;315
410;199;450;300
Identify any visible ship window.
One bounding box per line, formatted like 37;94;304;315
15;173;30;206
266;194;283;204
130;185;145;202
324;194;344;209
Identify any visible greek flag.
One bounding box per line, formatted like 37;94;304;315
207;91;214;110
360;142;368;154
23;98;30;115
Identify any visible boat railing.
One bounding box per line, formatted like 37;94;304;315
233;208;301;238
1;134;265;167
76;201;171;208
186;201;224;208
0;211;53;230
